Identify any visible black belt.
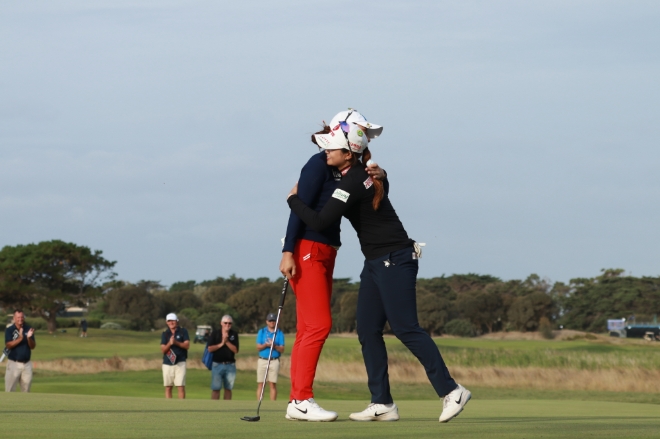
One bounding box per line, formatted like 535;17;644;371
11;359;29;364
259;357;279;361
216;361;235;365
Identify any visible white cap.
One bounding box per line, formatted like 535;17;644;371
314;121;369;154
329;108;383;139
166;313;178;321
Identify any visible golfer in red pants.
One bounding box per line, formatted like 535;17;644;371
280;109;384;421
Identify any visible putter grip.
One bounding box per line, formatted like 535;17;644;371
278;278;289;309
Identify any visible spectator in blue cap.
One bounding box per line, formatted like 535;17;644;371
255;313;285;400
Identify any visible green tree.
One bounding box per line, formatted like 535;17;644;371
455;289;503;333
507;292;553;331
330;278;360;332
416;291;453;335
0;240;116;333
227;280;297;332
335;291;358;332
103;283;165;330
560;269;660;331
154;290;202;312
201;285;234;305
170;280;196;292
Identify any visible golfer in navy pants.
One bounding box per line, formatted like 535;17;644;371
357;247;457;404
288;112;471;422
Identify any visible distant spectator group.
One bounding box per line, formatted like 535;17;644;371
4;309;284;403
156;312;286;402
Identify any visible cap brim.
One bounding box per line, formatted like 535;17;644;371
314;131;349;150
355;123;382;139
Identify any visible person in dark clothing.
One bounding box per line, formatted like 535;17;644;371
280;108;385;422
80;318;88;338
160;313;190;399
208;315;239;400
287;119;471;423
4;309;36;392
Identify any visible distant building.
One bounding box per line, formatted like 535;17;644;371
61;306;88;317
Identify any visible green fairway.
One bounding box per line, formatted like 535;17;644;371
1;328;657;403
0;393;658;439
29;369;660;405
21;328;660;373
26;329;660;367
28;329;177;360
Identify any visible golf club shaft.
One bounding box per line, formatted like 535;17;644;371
256;278;289;414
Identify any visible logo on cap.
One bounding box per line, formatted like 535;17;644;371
357;130;364;137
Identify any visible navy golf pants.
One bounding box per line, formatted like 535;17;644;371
357;247;458;404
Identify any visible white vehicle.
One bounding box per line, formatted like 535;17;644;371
193;325;212;344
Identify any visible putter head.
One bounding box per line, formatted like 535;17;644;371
241;416;260;422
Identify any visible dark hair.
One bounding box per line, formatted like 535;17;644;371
13;309;23;315
361;148;384;211
347;148;384;210
311;124;331;145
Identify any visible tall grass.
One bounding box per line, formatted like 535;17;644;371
10;330;660;394
16;354;659;393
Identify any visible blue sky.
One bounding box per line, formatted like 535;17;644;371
2;1;659;286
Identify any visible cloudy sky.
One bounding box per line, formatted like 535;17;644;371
2;1;659;287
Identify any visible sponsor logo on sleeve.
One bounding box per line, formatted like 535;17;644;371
332;188;350;202
363;177;373;189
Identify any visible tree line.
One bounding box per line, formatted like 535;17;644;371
1;241;659;335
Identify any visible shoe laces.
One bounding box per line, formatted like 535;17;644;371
367;403;391;411
307;398;321;409
443;394;450;409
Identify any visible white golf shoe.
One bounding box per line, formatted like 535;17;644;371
286;398;338;422
439;384;471;423
349;402;399;421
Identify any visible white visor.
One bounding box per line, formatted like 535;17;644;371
314;121;369;154
329;109;383;139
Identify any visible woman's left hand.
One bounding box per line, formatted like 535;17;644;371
366;163;386;180
287;182;298;199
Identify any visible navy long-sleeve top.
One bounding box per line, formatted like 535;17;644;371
288;166;413;260
282;152;342;253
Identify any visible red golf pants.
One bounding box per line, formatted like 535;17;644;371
288;239;337;401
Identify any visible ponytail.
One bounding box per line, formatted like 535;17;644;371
361;148;384;211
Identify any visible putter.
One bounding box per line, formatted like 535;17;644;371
241;278;290;422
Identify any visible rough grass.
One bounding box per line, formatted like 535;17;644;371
1;392;659;439
6;329;660;395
